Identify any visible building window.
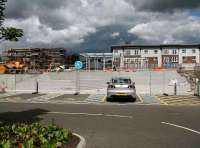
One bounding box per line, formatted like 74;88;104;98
125;58;130;63
135;50;139;55
164;49;169;54
171;56;178;62
153;57;157;61
182;56;196;63
192;56;196;63
113;50;118;53
144;50;148;54
124;50;131;56
182;49;186;53
154;50;158;54
175;57;178;62
182;57;187;63
172;49;177;55
192;49;196;53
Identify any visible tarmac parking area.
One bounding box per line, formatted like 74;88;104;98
0;92;142;105
1;92;200;107
0;102;200;148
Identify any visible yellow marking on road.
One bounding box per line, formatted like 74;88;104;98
155;96;168;105
175;100;200;103
164;99;199;103
102;96;107;102
156;95;200;106
137;95;143;103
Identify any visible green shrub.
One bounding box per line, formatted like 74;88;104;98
0;122;72;148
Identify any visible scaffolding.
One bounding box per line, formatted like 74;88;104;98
3;48;65;70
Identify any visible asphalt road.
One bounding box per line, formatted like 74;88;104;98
0;103;200;148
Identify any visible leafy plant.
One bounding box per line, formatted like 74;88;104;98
0;122;72;148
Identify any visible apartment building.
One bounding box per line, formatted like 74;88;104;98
111;44;200;69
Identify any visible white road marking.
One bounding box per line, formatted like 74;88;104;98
48;111;133;119
162;122;200;135
27;94;63;102
0;93;17;98
85;94;105;102
105;114;132;118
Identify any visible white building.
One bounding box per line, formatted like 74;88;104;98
111;44;200;69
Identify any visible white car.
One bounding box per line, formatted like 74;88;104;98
106;77;136;101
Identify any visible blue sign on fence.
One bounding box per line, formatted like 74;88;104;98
74;61;83;70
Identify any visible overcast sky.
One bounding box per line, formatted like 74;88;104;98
1;0;200;52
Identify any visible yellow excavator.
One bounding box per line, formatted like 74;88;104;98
0;61;26;74
0;63;7;74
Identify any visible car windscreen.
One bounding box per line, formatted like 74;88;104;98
112;78;131;84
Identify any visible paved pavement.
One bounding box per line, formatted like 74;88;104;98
156;95;200;106
0;103;200;148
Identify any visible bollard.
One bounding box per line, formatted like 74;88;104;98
32;80;38;94
74;70;80;95
174;82;177;95
36;80;38;94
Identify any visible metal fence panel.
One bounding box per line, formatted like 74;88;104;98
0;70;191;95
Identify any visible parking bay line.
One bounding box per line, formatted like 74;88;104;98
137;95;143;103
48;112;133;119
102;96;107;102
155;96;168;105
162;122;200;135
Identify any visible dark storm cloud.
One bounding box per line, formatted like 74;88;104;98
1;0;200;52
126;0;200;12
76;25;139;53
5;0;73;29
5;0;68;19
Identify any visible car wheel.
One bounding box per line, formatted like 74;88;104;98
132;97;136;102
106;97;110;102
106;97;112;102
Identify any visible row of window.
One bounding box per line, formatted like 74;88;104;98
114;57;196;64
114;49;197;55
163;57;178;63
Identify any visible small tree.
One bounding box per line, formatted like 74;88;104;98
0;27;23;41
0;0;23;42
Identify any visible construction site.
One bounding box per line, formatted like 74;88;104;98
0;48;66;74
0;46;198;96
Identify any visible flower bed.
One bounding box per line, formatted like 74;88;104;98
0;122;74;148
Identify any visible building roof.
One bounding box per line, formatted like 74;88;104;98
80;53;112;58
111;44;200;51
